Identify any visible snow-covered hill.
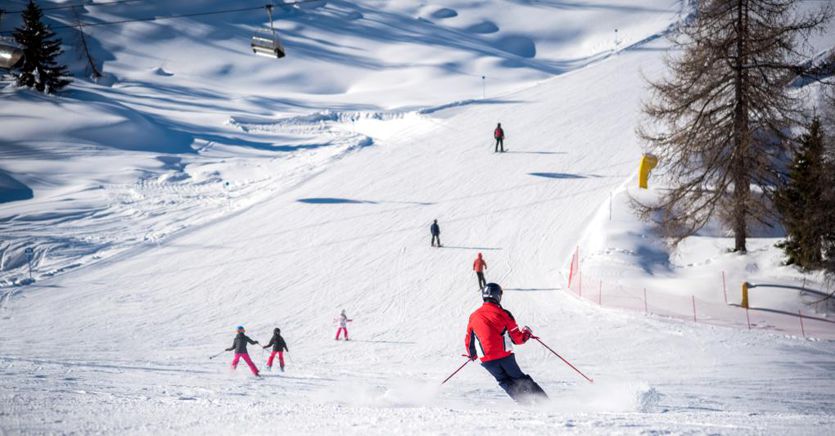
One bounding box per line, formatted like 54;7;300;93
0;0;683;286
2;0;835;434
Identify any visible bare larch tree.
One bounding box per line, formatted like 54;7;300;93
637;0;830;252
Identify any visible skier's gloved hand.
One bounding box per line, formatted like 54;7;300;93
522;326;534;341
462;353;477;361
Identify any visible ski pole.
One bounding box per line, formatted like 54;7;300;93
533;337;594;383
441;357;472;385
209;350;227;360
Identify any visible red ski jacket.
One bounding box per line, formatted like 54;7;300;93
473;256;487;272
465;302;529;362
494;127;504;139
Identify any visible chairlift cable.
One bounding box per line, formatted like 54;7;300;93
2;0;144;15
0;0;322;35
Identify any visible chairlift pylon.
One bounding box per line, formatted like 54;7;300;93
251;4;285;59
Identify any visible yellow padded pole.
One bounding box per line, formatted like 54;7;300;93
741;282;750;309
638;154;658;189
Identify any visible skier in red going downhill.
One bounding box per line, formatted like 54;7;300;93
335;309;352;341
465;283;548;404
473;252;488;289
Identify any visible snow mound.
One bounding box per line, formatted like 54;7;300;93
430;8;459;19
465;21;500;34
149;67;174;77
0;170;33;203
494;35;537;58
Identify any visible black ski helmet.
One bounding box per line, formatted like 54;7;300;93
274;327;280;334
482;283;503;304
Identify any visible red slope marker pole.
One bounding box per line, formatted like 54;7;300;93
441;358;472;385
722;271;728;304
746;308;751;330
533;337;594;383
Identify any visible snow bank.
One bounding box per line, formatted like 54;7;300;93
570;181;835;339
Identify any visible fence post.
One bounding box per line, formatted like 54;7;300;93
643;288;648;314
798;311;806;338
568;253;574;290
577;246;582;298
745;308;751;330
722;271;727;304
691;295;696;322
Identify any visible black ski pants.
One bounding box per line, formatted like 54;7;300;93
476;272;486;289
495;137;504;152
481;354;548;404
431;234;441;247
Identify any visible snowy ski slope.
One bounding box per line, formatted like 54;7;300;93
0;0;685;286
2;0;835;434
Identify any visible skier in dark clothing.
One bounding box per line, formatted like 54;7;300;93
263;327;289;372
494;123;505;153
226;325;260;376
430;219;442;247
465;283;547;404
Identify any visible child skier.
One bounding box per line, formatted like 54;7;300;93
465;283;547;404
262;327;289;372
335;309;352;341
473;252;488;289
226;325;260;376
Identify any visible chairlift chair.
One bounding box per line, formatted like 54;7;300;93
251;5;285;59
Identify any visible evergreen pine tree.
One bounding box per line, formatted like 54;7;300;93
823;159;835;276
821;96;835;276
775;118;827;269
12;0;71;93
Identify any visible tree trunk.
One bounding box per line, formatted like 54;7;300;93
732;0;750;253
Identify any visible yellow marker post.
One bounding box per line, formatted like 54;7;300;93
638;154;658;189
741;282;750;309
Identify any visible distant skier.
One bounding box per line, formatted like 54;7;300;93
430;219;442;247
226;325;260;376
473;252;487;289
494;123;505;153
335;309;352;341
465;283;547;404
263;327;289;372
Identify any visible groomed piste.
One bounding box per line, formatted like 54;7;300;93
1;0;834;434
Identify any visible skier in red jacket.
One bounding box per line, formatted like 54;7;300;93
465;283;547;404
473;253;487;289
494;123;505;153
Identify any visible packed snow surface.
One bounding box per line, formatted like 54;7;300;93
1;0;835;435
